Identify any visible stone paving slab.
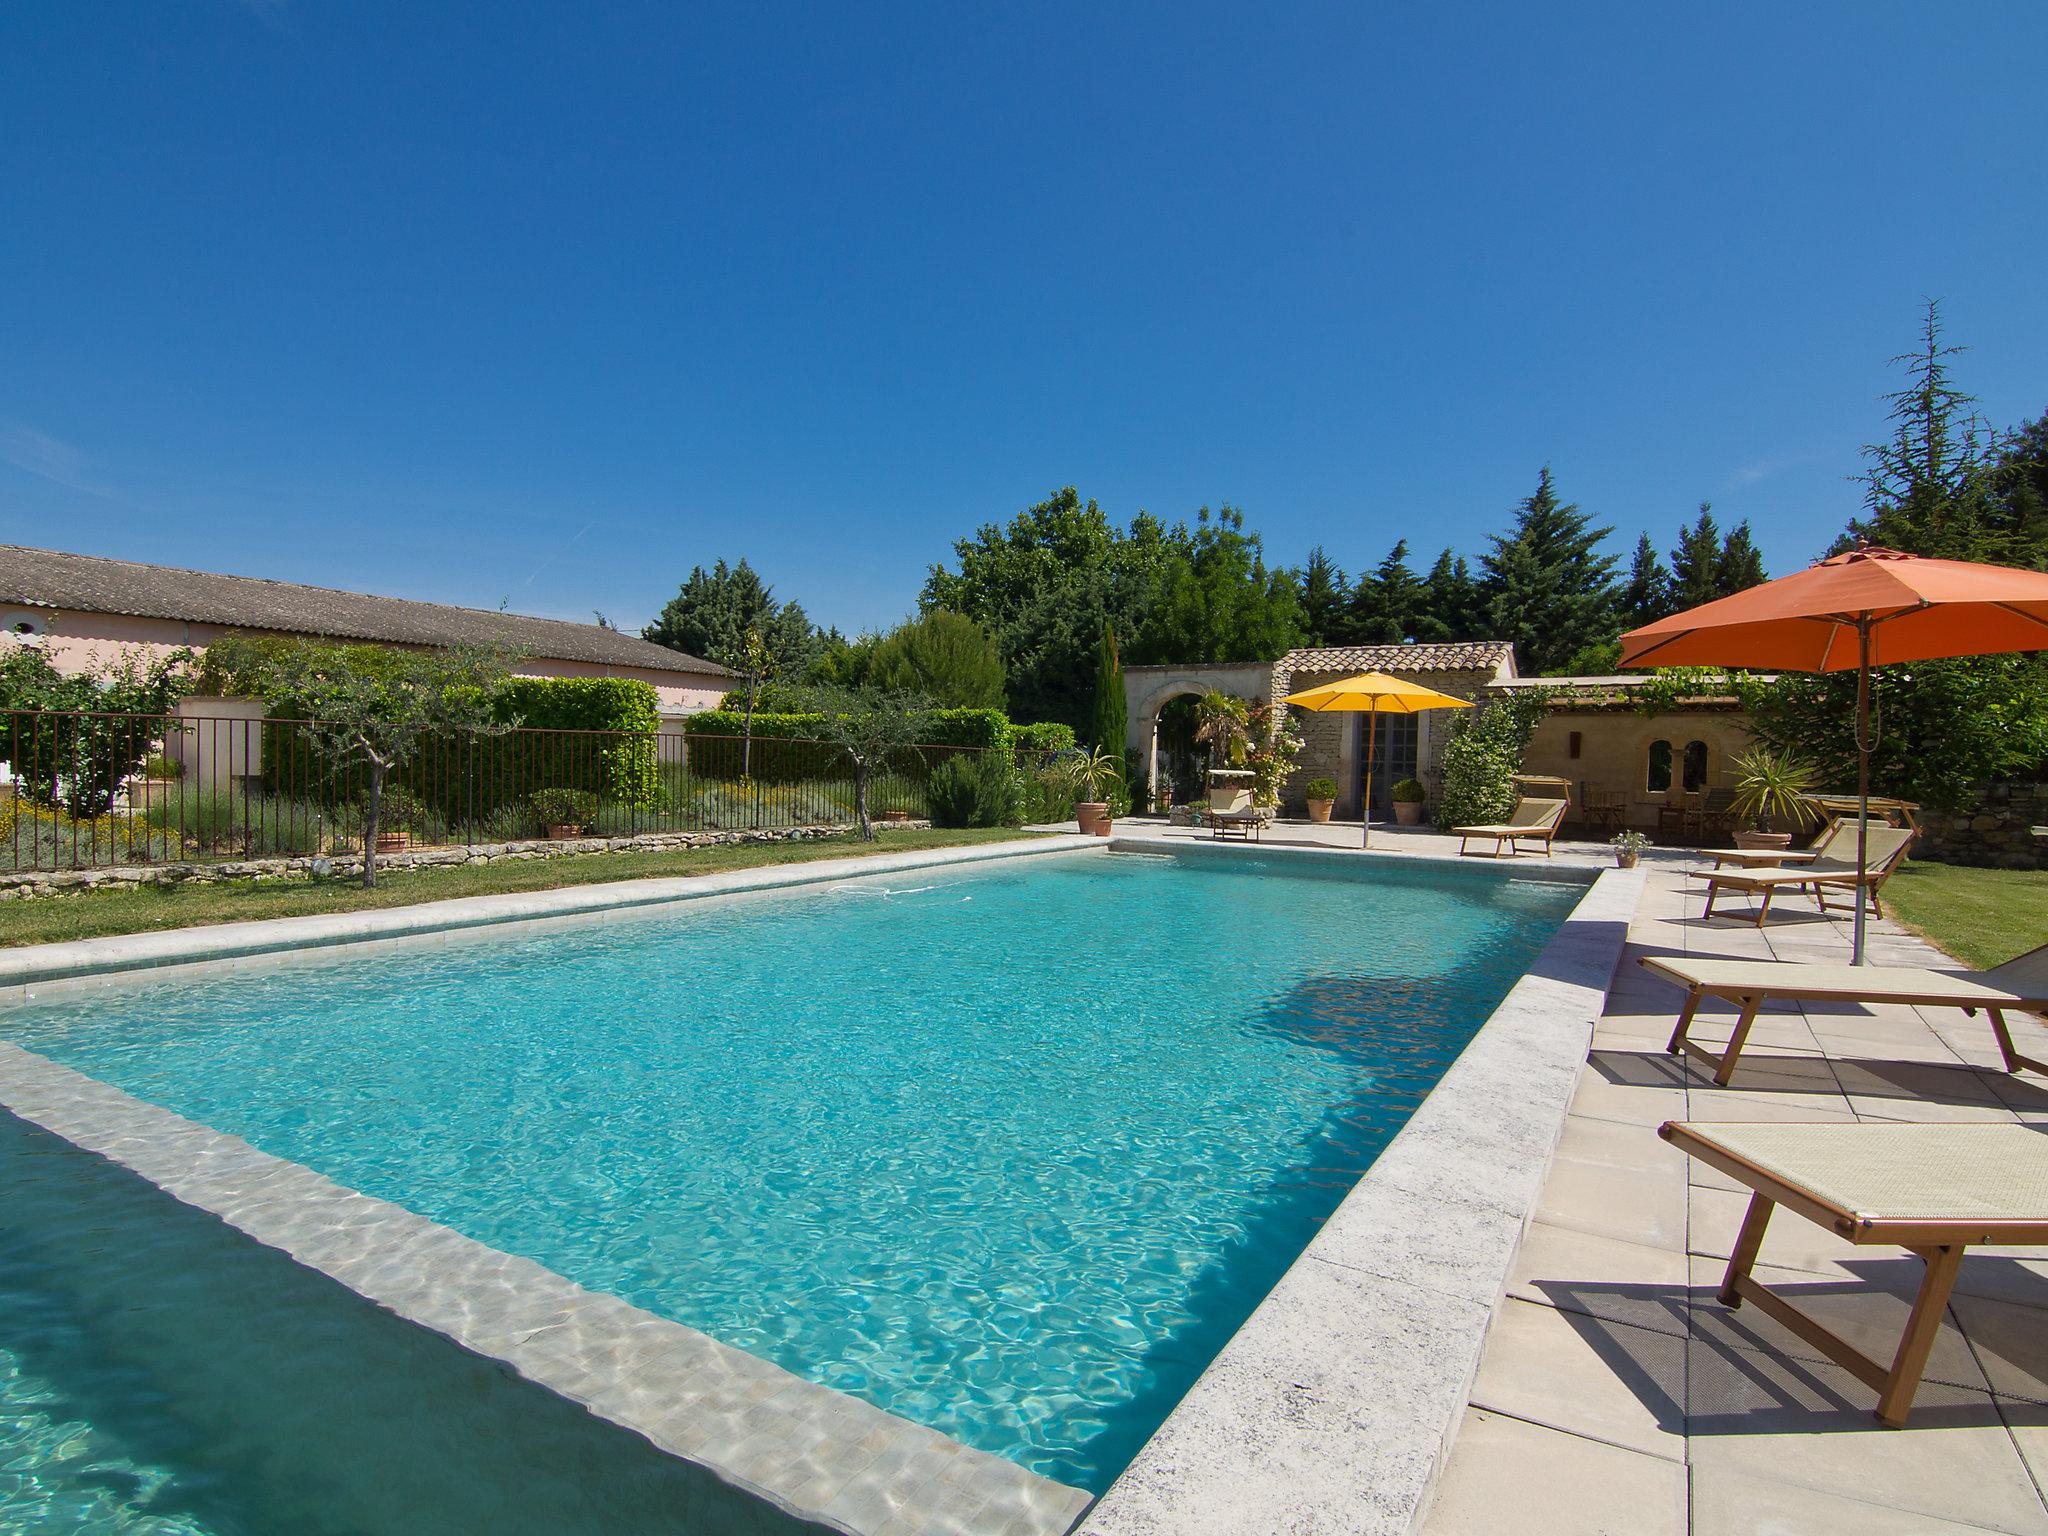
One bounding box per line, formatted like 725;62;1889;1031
1421;860;2048;1536
0;1041;1092;1536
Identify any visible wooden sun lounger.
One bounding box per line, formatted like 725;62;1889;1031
1209;809;1266;842
1697;817;1868;871
1454;798;1566;858
1643;942;2048;1084
1661;1120;2048;1426
1689;825;1915;926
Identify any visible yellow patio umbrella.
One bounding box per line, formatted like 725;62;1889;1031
1282;672;1472;846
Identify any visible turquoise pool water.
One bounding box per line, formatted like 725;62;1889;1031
2;847;1583;1498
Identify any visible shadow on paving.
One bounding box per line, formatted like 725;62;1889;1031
0;1110;825;1536
1532;1272;2048;1437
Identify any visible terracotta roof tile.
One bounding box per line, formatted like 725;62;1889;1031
1276;641;1514;675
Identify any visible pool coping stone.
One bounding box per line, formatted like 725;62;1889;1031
1072;853;1643;1536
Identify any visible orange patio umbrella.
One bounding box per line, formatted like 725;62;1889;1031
1282;672;1471;847
1619;545;2048;961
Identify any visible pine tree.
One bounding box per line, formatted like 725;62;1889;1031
1413;549;1483;643
1297;547;1351;646
1088;621;1128;763
1990;410;2048;570
1716;520;1767;593
1846;300;2009;561
1621;533;1672;626
1481;467;1619;674
1668;503;1724;610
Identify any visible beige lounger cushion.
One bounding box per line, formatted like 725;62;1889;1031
1455;798;1565;836
1690;826;1915;888
1668;1121;2048;1227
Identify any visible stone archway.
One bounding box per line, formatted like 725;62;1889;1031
1122;661;1278;810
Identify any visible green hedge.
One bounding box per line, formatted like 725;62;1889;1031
492;677;662;806
1011;721;1077;754
683;707;1012;752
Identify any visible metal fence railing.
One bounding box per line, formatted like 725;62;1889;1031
3;710;1045;874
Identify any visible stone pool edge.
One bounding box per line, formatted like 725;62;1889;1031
1073;855;1644;1536
0;833;1102;993
0;1039;1094;1536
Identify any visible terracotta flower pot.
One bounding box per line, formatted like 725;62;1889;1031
1074;801;1112;836
375;830;410;854
1616;849;1640;869
1306;798;1334;824
546;824;583;841
878;809;911;824
1735;830;1792;851
1392;800;1425;826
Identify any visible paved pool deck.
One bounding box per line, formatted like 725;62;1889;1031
1423;860;2048;1536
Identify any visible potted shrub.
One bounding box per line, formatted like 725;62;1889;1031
1044;746;1122;836
1303;776;1337;823
1728;747;1818;852
1389;777;1427;826
1610;829;1650;869
529;787;598;840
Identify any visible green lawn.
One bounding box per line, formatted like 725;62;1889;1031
0;828;1042;949
1882;859;2048;970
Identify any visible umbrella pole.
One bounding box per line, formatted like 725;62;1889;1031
1363;711;1378;848
1853;620;1872;966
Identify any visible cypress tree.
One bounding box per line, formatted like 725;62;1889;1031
1089;621;1128;762
1413;549;1483;643
1481;467;1619;674
1716;520;1767;593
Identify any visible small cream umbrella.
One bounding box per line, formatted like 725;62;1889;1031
1282;672;1473;846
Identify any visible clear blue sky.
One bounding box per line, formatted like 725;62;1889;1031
3;2;2043;637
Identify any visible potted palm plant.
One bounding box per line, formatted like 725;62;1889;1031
1303;776;1337;823
1390;777;1428;826
1728;747;1819;851
1044;746;1122;836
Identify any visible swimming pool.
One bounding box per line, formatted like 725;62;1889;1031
1;846;1584;1500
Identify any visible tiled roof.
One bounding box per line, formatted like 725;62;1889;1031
1277;641;1515;675
0;544;728;676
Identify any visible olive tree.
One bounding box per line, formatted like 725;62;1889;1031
206;637;517;886
797;685;932;840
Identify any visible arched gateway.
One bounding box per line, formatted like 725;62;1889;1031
1122;642;1516;817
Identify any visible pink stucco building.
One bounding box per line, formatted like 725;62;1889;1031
1;543;730;721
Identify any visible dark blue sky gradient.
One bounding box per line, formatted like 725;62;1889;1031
3;2;2043;633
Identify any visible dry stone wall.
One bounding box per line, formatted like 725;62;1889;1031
1912;782;2048;870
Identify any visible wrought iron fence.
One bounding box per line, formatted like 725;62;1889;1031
2;710;1040;873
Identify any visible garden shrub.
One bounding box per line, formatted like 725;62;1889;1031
1011;721;1077;754
926;753;1024;828
529;787;601;828
1433;694;1549;832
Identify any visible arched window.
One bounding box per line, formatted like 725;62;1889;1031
1646;739;1673;794
1682;740;1709;793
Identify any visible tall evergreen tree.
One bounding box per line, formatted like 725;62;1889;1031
1716;520;1767;593
1668;502;1726;610
1412;550;1484;643
1480;467;1619;674
1990;409;2048;570
1088;621;1128;762
1343;540;1420;645
644;559;820;675
1844;299;2015;561
1297;547;1351;646
1620;533;1673;625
